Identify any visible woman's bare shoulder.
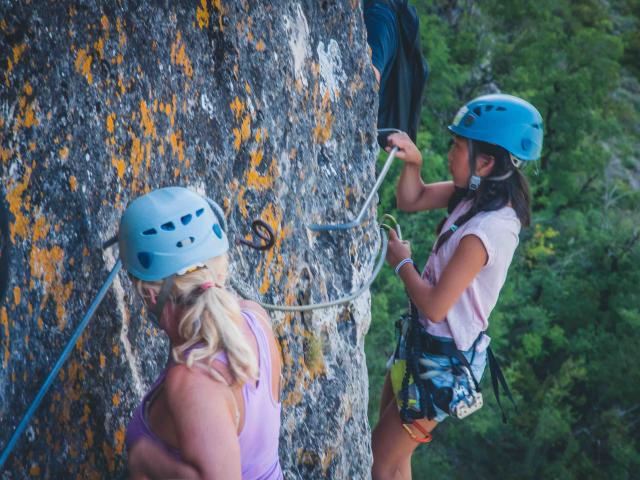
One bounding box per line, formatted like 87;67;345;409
239;299;271;326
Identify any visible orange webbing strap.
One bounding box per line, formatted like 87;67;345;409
402;422;433;443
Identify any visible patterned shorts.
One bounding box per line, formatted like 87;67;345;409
388;317;487;422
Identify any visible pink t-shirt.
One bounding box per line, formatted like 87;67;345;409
420;199;521;351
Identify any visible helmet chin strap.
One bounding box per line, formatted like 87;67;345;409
467;138;516;186
148;275;175;327
467;138;482;191
486;169;515;181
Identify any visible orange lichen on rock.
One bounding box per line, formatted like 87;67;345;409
74;48;93;85
212;0;225;30
232;127;242;151
240;114;251;141
230;96;244;119
196;0;210;29
6;164;33;242
247;151;278;191
129;135;144;179
170;31;193;78
29;215;74;329
0;146;11;163
101;14;110;32
313;90;334;143
258;203;289;294
168;130;185;163
1;307;10;367
94;37;105;60
114;425;126;455
111;156;125;179
106;113;116;133
6;43;27;77
139;100;157;138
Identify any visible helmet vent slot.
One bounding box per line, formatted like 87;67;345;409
485;105;494;112
176;237;195;248
137;252;153;269
473;107;482;116
181;214;192;225
213;224;223;239
161;221;176;231
531;123;540;129
142;228;157;236
496;106;507;111
196;208;205;217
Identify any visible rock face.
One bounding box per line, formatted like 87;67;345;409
0;1;380;478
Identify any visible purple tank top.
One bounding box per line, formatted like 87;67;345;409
125;310;283;479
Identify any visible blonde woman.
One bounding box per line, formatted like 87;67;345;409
119;187;283;480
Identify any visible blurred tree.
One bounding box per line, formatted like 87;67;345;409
366;0;640;478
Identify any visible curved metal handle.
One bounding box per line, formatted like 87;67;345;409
237;219;275;251
230;227;388;311
308;146;398;232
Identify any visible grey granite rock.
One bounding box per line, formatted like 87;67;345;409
0;1;380;478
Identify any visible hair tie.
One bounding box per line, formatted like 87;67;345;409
200;281;215;292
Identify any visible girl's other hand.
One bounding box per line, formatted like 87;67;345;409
385;132;422;167
385;228;412;269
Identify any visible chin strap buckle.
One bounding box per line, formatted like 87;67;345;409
402;422;433;444
468;175;482;191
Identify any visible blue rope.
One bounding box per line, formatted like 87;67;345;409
0;260;122;469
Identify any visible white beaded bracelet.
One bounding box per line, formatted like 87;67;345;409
394;258;415;275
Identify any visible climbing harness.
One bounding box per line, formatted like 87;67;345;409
382;216;515;440
395;300;517;428
0;260;122;469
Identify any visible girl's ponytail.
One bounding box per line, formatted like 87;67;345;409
135;254;259;386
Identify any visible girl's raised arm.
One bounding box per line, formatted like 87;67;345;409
387;132;454;212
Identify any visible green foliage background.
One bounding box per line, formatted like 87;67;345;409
366;1;640;478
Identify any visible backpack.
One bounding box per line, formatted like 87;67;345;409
376;0;429;142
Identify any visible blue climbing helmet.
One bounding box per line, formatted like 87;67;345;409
448;93;543;162
118;186;229;281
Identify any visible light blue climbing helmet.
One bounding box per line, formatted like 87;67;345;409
448;94;543;189
118;186;229;323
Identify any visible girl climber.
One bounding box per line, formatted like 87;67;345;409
371;94;543;479
118;187;283;479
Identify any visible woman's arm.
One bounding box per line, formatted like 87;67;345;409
128;438;199;480
165;365;242;480
386;229;487;322
387;132;454;212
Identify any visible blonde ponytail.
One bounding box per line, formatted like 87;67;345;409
133;254;258;386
